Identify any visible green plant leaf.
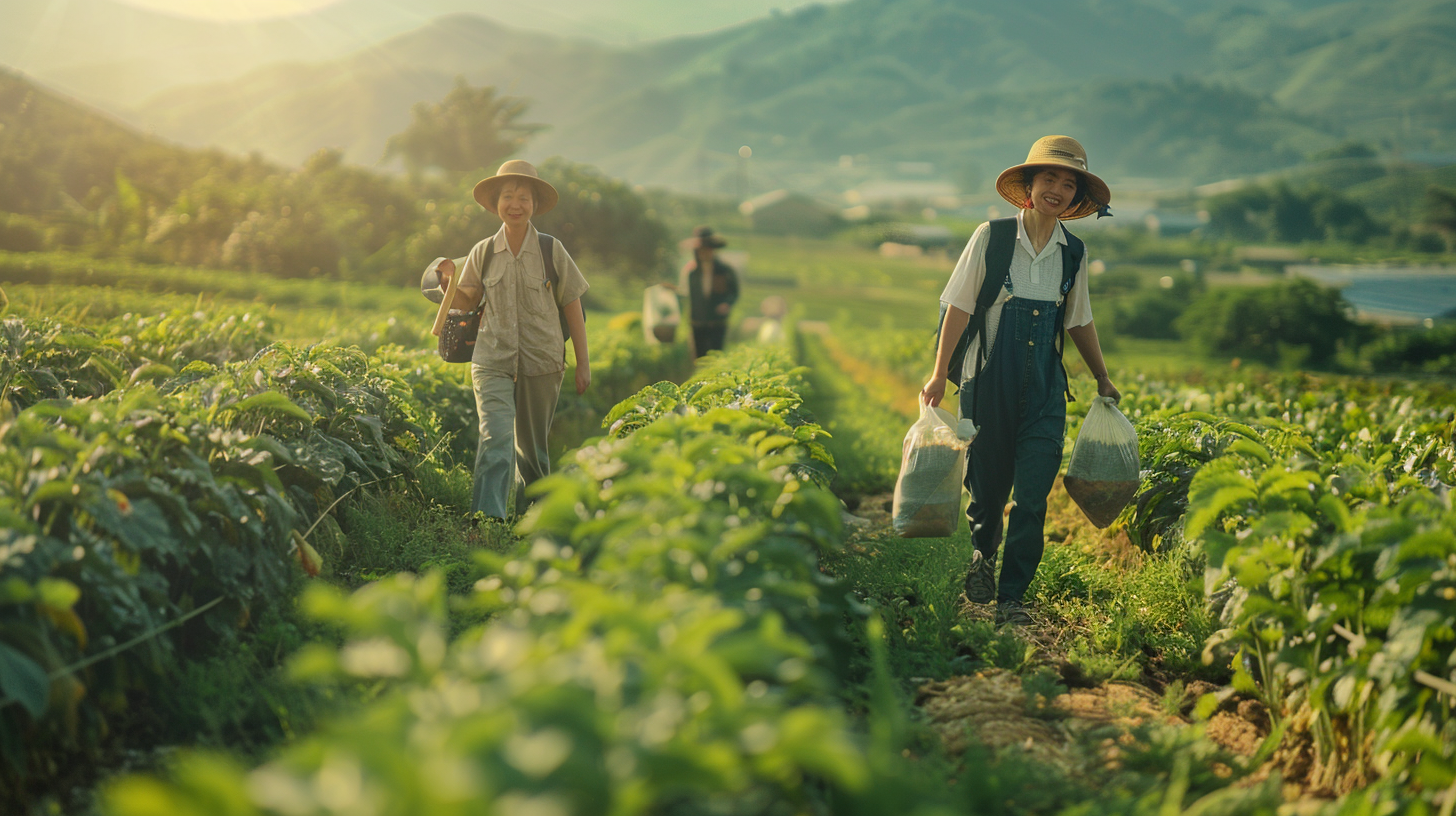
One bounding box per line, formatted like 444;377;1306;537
0;641;49;718
229;391;311;422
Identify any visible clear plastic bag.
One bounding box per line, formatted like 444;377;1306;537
1063;397;1141;528
642;285;681;344
893;403;977;538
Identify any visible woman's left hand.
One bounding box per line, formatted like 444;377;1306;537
1097;376;1121;403
575;365;591;395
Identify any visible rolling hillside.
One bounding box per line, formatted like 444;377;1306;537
0;0;839;107
28;0;1456;192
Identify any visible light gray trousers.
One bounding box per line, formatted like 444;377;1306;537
470;367;563;518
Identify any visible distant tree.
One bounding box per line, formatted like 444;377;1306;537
1309;141;1377;162
1204;184;1271;242
1426;186;1456;234
382;79;545;178
532;158;671;281
1114;274;1204;340
394;158;671;285
1203;181;1382;244
1175;278;1358;366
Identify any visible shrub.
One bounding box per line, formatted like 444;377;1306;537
1364;323;1456;374
1175;278;1358;365
0;215;45;253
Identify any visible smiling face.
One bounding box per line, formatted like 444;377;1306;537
496;181;535;225
1026;167;1083;219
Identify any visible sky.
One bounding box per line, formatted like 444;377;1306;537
112;0;345;21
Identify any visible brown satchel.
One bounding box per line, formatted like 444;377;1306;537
430;234;564;363
432;239;489;363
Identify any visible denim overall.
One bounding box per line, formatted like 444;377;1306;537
959;294;1067;603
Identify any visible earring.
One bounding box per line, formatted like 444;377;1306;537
1023;195;1033;209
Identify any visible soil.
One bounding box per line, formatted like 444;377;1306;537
916;668;1191;778
844;481;1286;793
1062;476;1140;528
894;500;960;537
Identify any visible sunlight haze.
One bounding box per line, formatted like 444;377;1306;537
113;0;345;21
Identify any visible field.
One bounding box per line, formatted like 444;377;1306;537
1;242;1454;816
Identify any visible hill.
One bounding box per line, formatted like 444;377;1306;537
0;0;840;107
109;0;1456;193
1192;0;1456;150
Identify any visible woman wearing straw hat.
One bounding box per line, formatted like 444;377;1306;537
920;136;1120;628
420;160;590;522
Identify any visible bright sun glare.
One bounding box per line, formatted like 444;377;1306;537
112;0;346;22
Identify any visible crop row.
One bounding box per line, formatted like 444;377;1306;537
1170;409;1456;805
101;343;1333;816
100;345;961;816
0;302;690;807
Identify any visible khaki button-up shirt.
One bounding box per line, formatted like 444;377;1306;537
423;224;589;377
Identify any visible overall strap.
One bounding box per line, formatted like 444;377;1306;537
1054;227;1084;402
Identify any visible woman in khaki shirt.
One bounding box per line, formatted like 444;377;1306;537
422;160;590;521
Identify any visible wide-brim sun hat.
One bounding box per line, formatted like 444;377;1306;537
472;159;559;216
995;136;1112;220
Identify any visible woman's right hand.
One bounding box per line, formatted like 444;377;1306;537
437;258;455;289
921;374;947;407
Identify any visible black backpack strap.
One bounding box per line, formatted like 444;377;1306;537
537;232;576;352
938;218;1017;384
1054;227;1084;402
539;232;556;285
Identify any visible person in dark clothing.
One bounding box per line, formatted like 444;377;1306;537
676;226;739;359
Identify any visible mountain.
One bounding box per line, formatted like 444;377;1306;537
89;0;1456;191
0;0;841;107
1193;0;1456;146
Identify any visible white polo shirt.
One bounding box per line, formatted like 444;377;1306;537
939;210;1094;382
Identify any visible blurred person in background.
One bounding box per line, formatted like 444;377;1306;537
420;160;590;523
920;136;1119;629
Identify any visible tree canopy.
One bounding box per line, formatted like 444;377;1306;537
382;78;545;178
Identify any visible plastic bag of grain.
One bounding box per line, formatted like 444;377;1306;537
1064;397;1140;528
893;403;977;537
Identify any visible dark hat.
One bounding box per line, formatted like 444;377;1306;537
684;225;727;250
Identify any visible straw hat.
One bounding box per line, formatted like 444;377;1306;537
995;136;1111;220
472;159;559;215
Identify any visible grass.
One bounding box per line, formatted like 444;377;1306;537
794;330;906;498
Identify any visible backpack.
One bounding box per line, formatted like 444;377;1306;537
936;217;1083;400
538;232;583;352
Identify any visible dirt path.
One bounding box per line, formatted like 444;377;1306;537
824;343;1322;803
843;491;1280;796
